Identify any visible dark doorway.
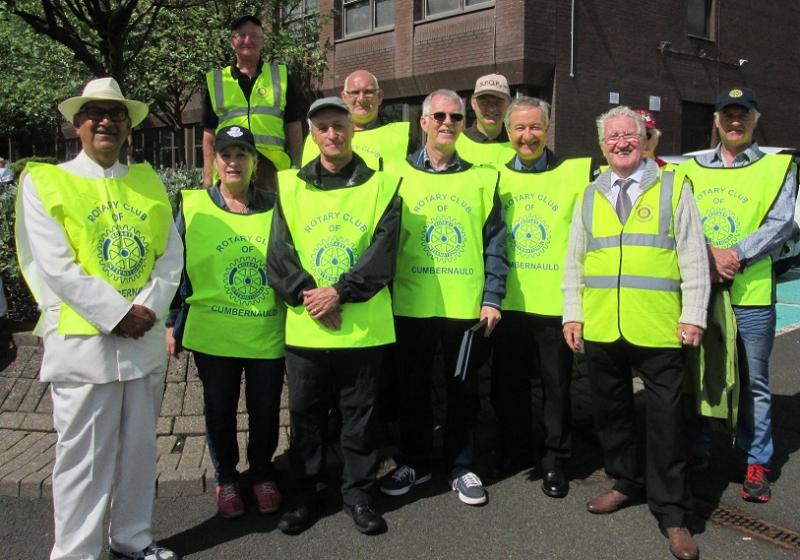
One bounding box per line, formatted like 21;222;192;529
681;101;715;153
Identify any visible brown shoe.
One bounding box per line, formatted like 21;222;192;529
585;489;631;514
667;527;699;560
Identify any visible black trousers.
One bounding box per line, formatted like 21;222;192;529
585;340;692;528
285;345;382;506
491;312;572;469
193;352;285;484
394;316;489;477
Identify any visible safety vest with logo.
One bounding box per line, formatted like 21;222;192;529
498;158;591;315
278;170;398;348
582;172;683;348
22;162;171;335
302;122;410;170
180;190;284;359
455;134;516;166
391;161;498;319
206;64;290;170
676;155;792;306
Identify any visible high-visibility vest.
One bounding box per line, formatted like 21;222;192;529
277;170;398;348
391;160;498;319
302;122;410;170
206;64;290;170
676;154;792;306
22;162;171;335
582;172;683;348
181;190;284;358
455;134;516;165
498;158;591;315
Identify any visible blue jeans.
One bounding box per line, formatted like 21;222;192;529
734;306;776;465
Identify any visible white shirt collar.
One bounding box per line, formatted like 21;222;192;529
609;159;647;187
69;150;128;179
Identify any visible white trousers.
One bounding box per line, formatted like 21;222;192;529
49;373;164;560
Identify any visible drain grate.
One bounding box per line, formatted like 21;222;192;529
710;505;800;552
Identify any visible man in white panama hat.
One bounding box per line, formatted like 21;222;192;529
15;76;182;560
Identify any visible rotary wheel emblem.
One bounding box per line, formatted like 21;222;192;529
97;225;148;283
702;208;739;248
224;257;269;304
511;216;550;256
314;238;356;284
422;216;465;261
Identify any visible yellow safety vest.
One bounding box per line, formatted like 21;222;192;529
455;134;516;166
277;170;398;348
302;122;410;170
498;158;591;315
181;190;284;359
676;155;792;306
22;162;171;335
582;172;683;348
206;63;290;170
391;161;498;319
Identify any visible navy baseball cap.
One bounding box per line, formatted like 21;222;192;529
214;125;256;153
230;15;262;31
715;87;759;111
307;96;350;119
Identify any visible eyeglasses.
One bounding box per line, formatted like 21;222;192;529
231;31;263;40
426;112;465;123
78;107;129;123
344;89;379;99
604;132;641;145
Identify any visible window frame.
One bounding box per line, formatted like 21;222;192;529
687;0;716;41
421;0;494;22
341;0;396;40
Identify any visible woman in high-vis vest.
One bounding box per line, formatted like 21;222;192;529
166;125;285;519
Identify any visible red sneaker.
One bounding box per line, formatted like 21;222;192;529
216;482;245;518
741;464;771;503
253;480;282;513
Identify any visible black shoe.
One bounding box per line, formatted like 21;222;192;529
343;503;387;535
278;502;318;535
541;467;569;498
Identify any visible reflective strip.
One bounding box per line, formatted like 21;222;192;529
658;170;675;234
249;105;283;117
588;233;676;251
582;184;597;231
212;68;225;114
270;64;282;110
253;134;284;147
218;107;250;120
586;274;681;291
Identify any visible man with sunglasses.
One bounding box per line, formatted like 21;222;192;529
202;15;303;190
381;89;507;506
15;77;182;560
455;73;515;165
562;106;709;560
301;70;411;170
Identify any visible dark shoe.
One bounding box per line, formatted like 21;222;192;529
380;465;432;496
278;502;319;535
541;468;569;498
343;503;387;535
586;489;631;514
666;527;699;560
688;455;711;474
741;464;771;503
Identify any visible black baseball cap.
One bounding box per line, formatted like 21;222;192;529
307;97;350;119
715;86;759;111
214;126;257;153
230;15;262;31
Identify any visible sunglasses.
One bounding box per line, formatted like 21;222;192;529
426;112;464;123
78;107;129;123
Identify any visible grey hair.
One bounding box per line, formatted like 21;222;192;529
714;108;761;123
595;106;646;144
343;71;380;92
503;96;551;129
422;89;466;116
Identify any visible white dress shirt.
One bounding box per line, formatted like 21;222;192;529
606;160;647;208
16;151;183;383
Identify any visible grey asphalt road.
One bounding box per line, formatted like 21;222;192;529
3;330;800;560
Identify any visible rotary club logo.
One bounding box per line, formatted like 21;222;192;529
729;89;743;98
421;216;465;261
313;237;357;284
96;225;148;284
510;216;550;257
702;208;740;248
224;256;270;304
635;205;654;222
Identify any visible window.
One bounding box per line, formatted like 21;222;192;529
193;126;204;169
687;0;713;38
283;0;320;37
343;0;394;37
425;0;492;18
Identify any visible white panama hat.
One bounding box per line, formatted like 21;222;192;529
58;77;149;127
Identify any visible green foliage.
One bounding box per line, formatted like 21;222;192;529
157;166;203;214
9;157;58;177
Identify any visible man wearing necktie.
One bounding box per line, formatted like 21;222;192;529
561;106;710;560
